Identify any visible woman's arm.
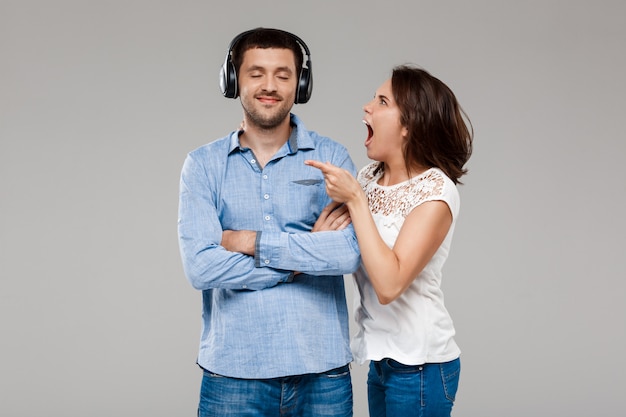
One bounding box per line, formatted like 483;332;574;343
305;160;452;304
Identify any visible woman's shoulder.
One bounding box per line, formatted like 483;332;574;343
414;168;455;194
357;162;382;186
409;168;460;216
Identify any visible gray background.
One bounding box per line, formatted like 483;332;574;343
2;0;625;416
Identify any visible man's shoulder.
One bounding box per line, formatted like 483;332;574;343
307;131;346;148
188;133;233;158
299;128;349;155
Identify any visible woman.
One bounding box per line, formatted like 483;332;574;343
306;65;473;417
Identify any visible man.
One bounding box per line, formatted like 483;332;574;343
177;28;360;416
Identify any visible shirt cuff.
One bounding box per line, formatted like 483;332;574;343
254;230;278;268
255;231;294;283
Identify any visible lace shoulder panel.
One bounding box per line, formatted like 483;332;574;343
362;168;446;218
357;163;381;187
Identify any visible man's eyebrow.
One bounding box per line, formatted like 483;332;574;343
245;65;294;74
275;66;294;74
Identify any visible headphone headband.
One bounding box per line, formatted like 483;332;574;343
219;28;313;104
227;29;311;57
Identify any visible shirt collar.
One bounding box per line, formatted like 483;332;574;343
227;113;315;155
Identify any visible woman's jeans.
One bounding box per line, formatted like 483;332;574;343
198;364;353;417
367;358;460;417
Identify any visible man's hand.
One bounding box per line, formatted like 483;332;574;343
312;201;351;232
221;230;256;255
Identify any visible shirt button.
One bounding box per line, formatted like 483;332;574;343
264;194;269;200
263;175;268;180
264;259;270;264
264;215;270;221
242;285;248;289
250;159;256;164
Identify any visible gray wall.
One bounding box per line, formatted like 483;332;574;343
2;1;625;416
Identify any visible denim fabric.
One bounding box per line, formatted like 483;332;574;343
178;113;360;379
367;358;460;417
198;365;353;417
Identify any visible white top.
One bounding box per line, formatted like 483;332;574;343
351;163;461;365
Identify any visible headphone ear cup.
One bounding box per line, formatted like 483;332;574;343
296;65;312;104
220;56;238;98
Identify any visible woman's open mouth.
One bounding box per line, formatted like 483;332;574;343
363;119;373;146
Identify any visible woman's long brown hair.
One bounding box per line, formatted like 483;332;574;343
390;65;473;185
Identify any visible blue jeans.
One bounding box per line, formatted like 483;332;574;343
198;365;353;417
367;358;460;417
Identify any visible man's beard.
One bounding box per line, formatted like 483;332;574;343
241;94;292;130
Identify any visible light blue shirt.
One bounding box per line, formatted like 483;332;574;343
178;114;360;379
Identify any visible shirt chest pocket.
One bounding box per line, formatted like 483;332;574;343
287;179;325;228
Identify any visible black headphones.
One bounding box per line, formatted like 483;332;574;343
219;28;313;104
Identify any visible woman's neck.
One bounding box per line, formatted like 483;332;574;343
378;161;429;186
